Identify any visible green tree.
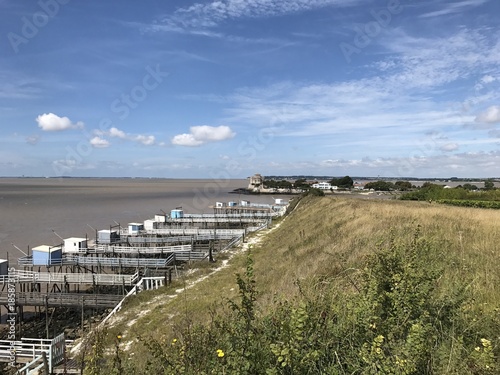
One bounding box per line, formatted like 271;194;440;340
394;181;413;191
365;180;395;191
293;179;308;190
330;176;353;189
263;179;278;189
462;183;479;190
484;180;495;190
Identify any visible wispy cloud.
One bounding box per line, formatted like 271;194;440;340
220;27;499;160
420;0;490;18
149;0;361;33
265;151;500;177
0;72;41;99
52;159;96;174
95;127;159;146
25;135;40;145
377;27;499;90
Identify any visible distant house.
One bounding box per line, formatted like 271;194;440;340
312;182;337;190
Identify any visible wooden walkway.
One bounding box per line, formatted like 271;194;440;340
0;291;123;308
139;228;245;237
124;234;230;244
162;216;269;224
18;253;176;268
0;270;139;286
91;244;192;255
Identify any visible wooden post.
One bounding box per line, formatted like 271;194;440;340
19;306;23;338
45;295;49;339
42;351;50;375
81;298;84;333
209;241;214;263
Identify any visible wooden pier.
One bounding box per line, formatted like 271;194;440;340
0;200;288;373
86;243;192;255
0;270;140;286
18;254;177;268
120;228;246;237
0;291;123;308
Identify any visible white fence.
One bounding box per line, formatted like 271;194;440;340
0;333;65;374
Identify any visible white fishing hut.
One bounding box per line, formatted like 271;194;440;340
63;237;88;253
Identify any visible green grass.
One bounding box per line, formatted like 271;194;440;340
81;196;500;374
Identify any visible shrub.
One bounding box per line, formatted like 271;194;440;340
84;229;499;374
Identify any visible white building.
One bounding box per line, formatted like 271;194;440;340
312;182;337;190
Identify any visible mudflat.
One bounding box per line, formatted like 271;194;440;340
0;178;278;263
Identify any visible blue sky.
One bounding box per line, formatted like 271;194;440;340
1;0;499;178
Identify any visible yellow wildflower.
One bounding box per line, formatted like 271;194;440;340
216;349;225;358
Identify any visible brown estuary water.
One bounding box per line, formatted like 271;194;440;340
0;178;288;264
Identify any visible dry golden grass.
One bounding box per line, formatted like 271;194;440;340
104;196;500;360
255;197;498;304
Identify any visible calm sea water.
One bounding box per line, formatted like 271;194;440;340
0;178;287;263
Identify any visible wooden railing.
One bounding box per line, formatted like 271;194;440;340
0;270;139;286
0;292;123;308
18;254;176;268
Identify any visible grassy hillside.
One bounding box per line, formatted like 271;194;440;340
82;196;500;374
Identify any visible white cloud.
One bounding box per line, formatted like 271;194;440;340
172;134;203;147
172;125;235;146
109;127;127;138
481;75;496;84
90;136;110;148
36;113;84;132
440;143;459;152
134;135;156;146
475;106;500;123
